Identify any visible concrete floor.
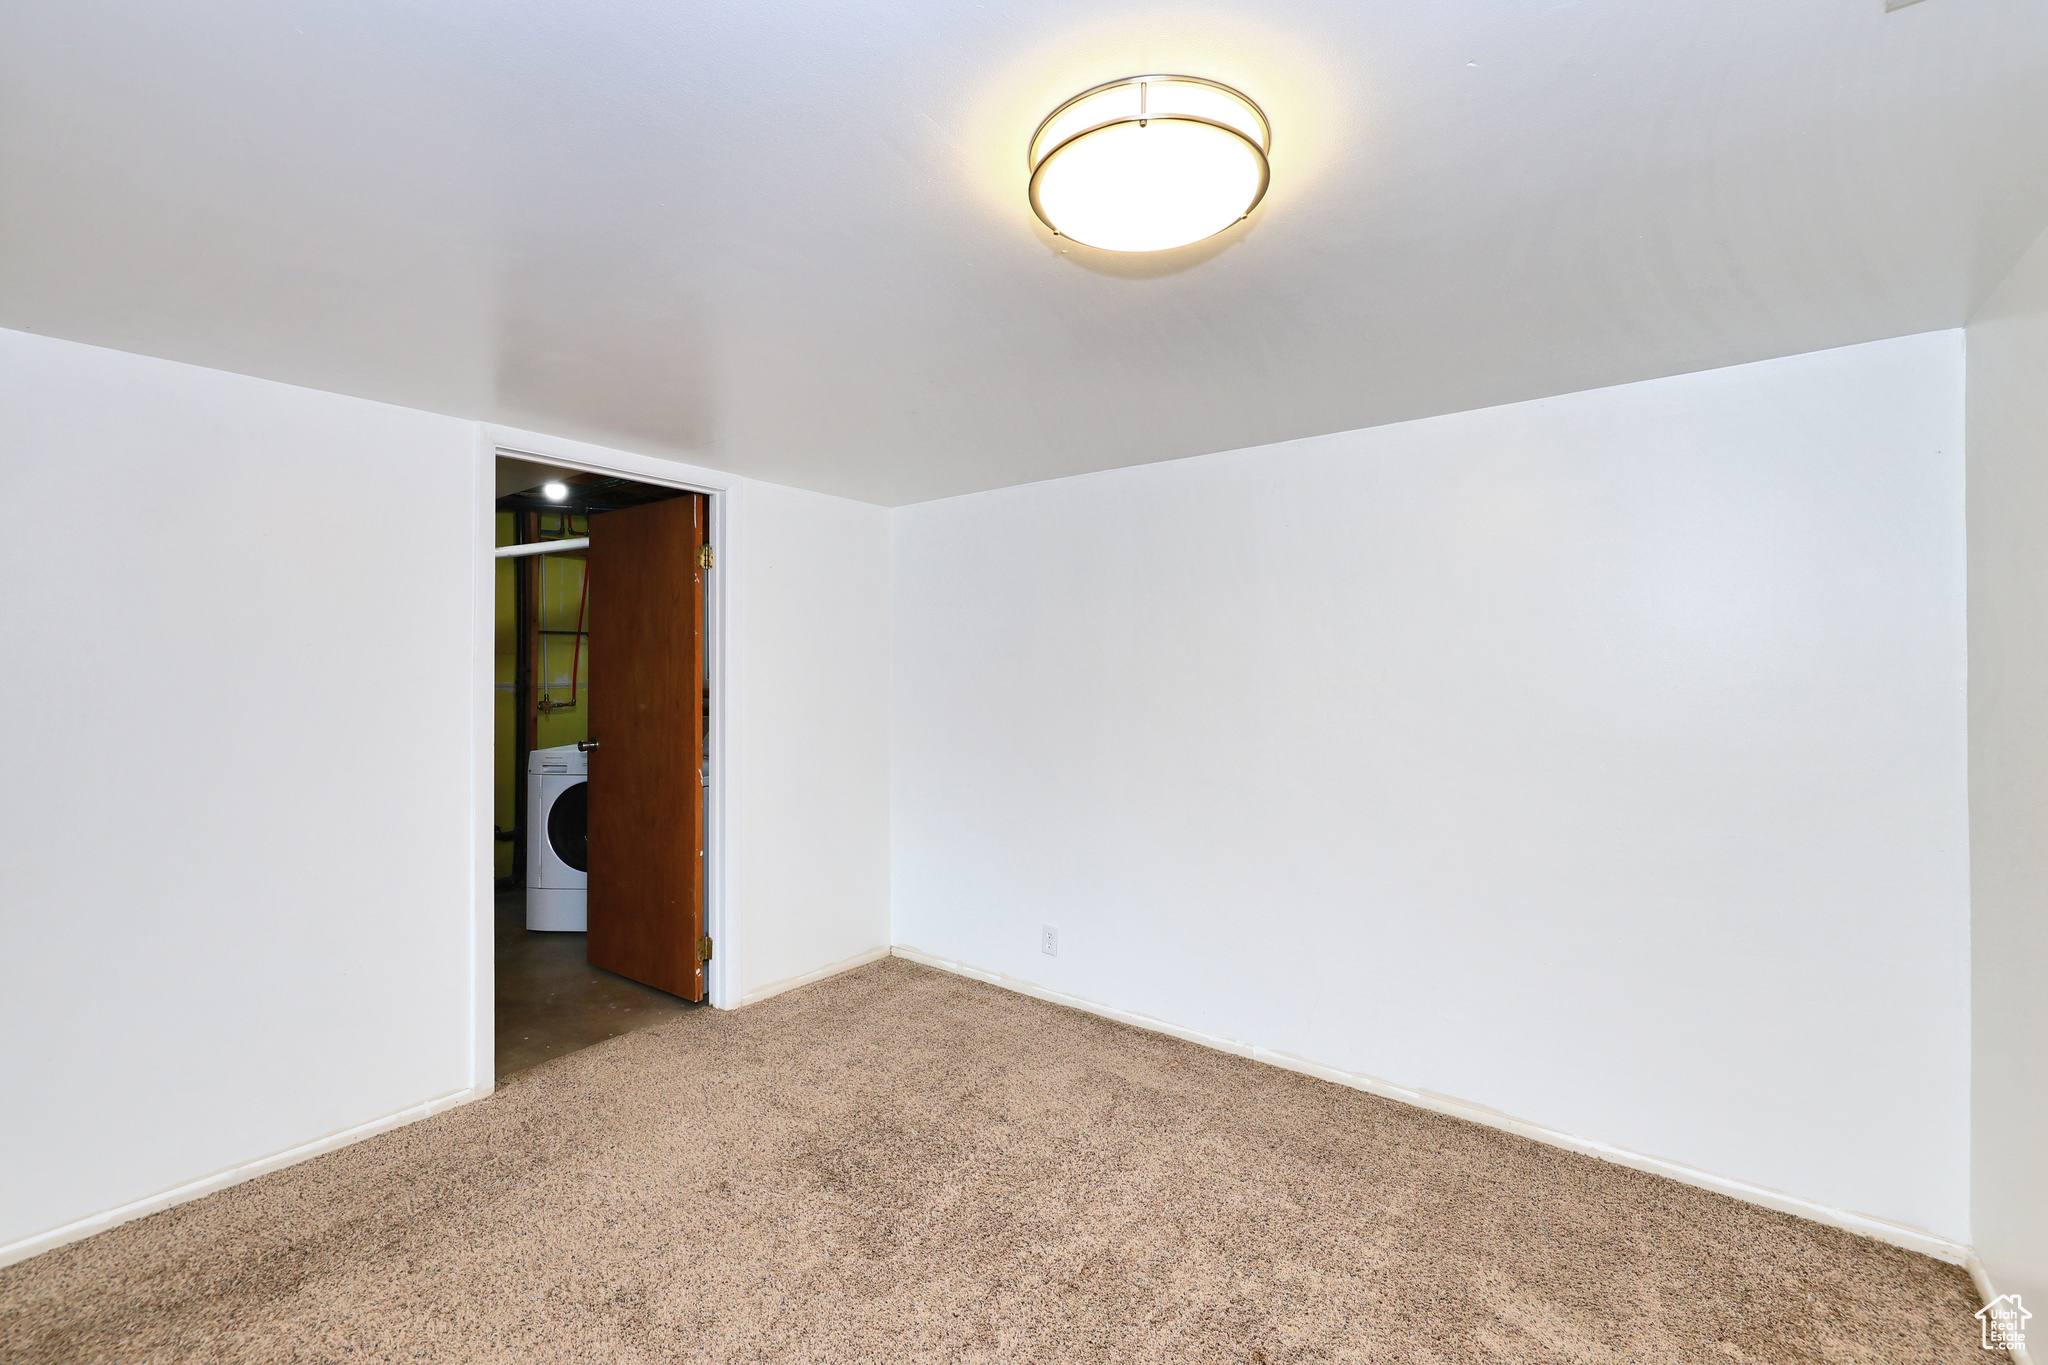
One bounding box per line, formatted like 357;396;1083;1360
495;886;700;1079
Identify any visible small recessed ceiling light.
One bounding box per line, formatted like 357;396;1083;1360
1029;75;1270;253
542;481;568;501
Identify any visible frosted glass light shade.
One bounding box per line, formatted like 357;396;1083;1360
1029;76;1270;252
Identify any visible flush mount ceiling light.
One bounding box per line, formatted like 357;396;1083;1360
541;481;568;501
1029;75;1270;252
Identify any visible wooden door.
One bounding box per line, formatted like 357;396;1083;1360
585;493;707;1000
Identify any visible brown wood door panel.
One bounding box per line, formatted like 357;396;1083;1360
585;493;706;1000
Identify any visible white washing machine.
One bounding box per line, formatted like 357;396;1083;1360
526;743;588;931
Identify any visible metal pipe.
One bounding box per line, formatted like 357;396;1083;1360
512;512;532;882
495;537;589;559
537;545;551;713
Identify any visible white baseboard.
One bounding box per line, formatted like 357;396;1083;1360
1967;1256;2038;1365
6;952;2001;1342
890;943;1974;1267
738;944;892;1007
0;1085;488;1271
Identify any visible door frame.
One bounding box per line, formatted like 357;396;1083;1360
470;422;741;1092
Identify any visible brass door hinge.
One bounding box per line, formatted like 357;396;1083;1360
698;935;714;962
697;544;715;568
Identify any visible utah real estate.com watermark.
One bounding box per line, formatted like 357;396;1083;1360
1977;1294;2029;1354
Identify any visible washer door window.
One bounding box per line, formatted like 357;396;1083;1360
547;779;588;873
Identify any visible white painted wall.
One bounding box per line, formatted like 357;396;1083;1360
1967;226;2048;1309
732;479;892;997
0;317;1984;1265
0;331;895;1261
891;332;1972;1240
0;329;479;1254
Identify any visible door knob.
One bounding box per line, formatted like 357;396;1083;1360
577;739;600;752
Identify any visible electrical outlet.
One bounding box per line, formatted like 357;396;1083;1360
1041;924;1058;956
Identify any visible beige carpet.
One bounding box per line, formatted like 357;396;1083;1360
2;958;1987;1363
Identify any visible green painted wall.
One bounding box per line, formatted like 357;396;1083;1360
494;510;590;880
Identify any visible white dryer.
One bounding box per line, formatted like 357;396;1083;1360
526;743;588;931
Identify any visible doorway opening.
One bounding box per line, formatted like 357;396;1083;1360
492;457;712;1079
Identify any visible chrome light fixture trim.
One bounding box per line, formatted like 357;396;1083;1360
1027;74;1272;252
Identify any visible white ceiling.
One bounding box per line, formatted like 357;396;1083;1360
4;1;2045;505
